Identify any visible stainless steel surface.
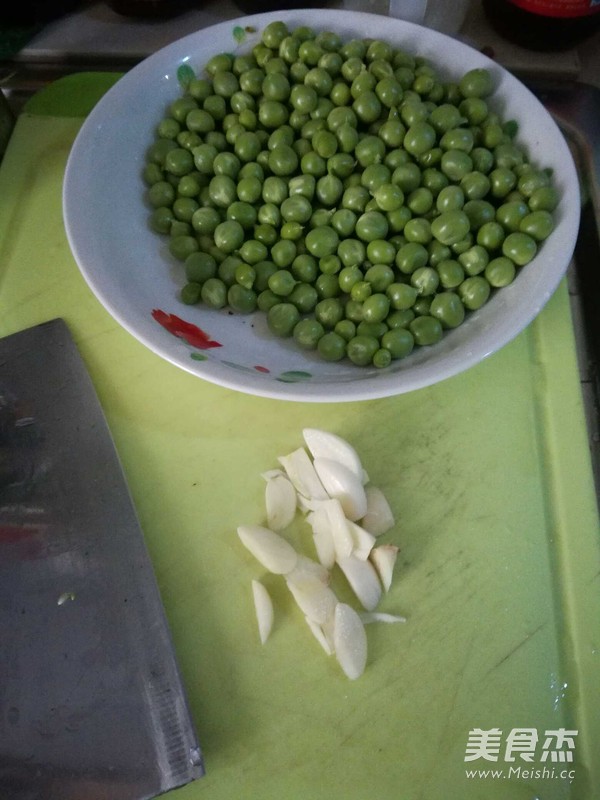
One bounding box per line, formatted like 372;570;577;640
0;319;204;799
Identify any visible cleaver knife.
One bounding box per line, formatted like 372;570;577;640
0;319;204;799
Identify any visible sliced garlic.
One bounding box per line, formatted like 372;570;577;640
369;544;399;593
265;473;297;531
333;602;367;680
237;525;298;575
313;457;367;521
302;428;366;484
305;616;334;655
286;573;338;625
360;486;395;536
287;553;330;585
336;554;382;611
359;611;406;624
323;498;354;560
278;447;329;502
347;520;376;561
252;580;274;644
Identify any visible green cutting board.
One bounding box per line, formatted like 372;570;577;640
1;78;599;800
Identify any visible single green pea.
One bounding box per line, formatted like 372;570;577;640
519;210;554;241
305;225;339;258
317;331;347;361
148;206;174;234
213;219;244;253
271;239;297;268
355;211;389;243
267;302;301;337
387;308;415;329
458;275;491;310
257;289;281;312
463;200;496;229
227;284;257;313
365;264;395;291
291;253;318;283
316;273;341;298
396;242;428;274
502;232;538;265
431;210;471;245
403;121;437;156
458;244;489;276
403;218;432;245
201;277;228;309
528;186;559;212
334;319;357;341
430;291;465;328
180;281;202;305
315;297;345;328
485;256;516;287
381;327;414;359
293;318;325;349
289;283;319;313
477;221;505;251
459;68;494;99
346;335;379;366
409;315;443;346
185;251;217;283
331;208;358;238
411;266;440;296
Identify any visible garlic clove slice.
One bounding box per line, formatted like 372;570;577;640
306;506;336;568
287;553;330;585
369;544;399;592
278;447;329;502
286;573;338;625
237;525;298;575
360;486;395;536
252;579;274;644
305;616;334;655
333;602;368;680
359;611;406;624
302;428;365;484
313;457;367;521
323;498;354;560
336;554;382;611
347;520;377;561
265;473;297;531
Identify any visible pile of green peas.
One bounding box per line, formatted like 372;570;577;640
143;20;559;368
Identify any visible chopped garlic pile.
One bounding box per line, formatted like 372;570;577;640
237;428;405;680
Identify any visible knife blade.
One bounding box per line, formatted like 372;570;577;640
0;318;204;799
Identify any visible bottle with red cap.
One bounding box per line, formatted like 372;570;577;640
482;0;600;51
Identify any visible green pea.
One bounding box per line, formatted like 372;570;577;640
403;121;436;156
180;281;202;305
305;225;339;258
315;297;344;328
459;68;494;99
257;289;281;312
463;199;495;229
519;210;554;241
485;256;516;287
409;315;443;346
289;283;319;313
458;275;491;310
430;210;471;245
355;211;389;243
411;266;439;296
430;291;465;328
201;277;228;309
381;327;414;359
331;208;358;238
351;281;371;302
458;245;489;276
292;253;318;282
227;284;257;313
185;251;217;283
440;150;473;181
396;242;428;274
477;221;505;251
293;318;325;349
502;232;538;265
267;302;301;337
528;186;559;212
317;331;347;361
365;264;395;291
347;335;379;366
271;239;297;267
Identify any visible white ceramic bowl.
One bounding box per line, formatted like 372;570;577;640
63;9;580;402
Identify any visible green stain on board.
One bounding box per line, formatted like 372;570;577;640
190;352;208;362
